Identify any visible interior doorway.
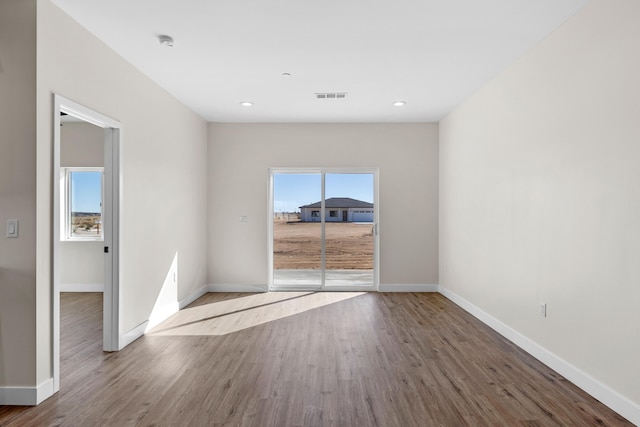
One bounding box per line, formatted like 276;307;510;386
269;168;379;291
52;95;122;393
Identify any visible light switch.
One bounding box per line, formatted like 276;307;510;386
239;216;248;224
7;220;18;238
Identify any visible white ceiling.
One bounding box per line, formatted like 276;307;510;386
50;0;589;123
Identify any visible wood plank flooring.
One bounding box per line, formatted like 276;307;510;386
0;292;632;426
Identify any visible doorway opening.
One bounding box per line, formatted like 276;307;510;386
269;168;379;291
52;95;122;393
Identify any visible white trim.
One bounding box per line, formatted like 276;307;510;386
438;285;640;426
208;284;269;293
53;94;123;396
103;126;122;352
373;171;380;288
36;379;55;405
379;284;438;292
57;96;121;129
121;321;148;349
60;283;104;292
320;174;326;289
0;387;36;405
53;97;61;393
179;285;210;309
145;302;180;332
0;379;54;406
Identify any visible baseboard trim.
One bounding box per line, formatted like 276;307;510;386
36;378;55;405
437;285;640;425
0;386;36;405
379;284;438;292
204;284;437;293
121;320;148;349
146;302;179;332
179;285;210;309
0;378;54;406
207;284;268;293
60;283;103;292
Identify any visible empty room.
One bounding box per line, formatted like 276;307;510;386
0;0;638;425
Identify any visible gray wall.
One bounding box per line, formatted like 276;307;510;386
0;0;37;389
208;123;439;287
440;0;640;409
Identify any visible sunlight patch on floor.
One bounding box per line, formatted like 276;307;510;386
146;292;366;336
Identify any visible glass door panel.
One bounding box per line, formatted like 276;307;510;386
324;173;375;287
272;173;322;288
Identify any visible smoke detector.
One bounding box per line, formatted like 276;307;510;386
158;35;174;47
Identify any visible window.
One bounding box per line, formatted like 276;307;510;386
311;210;319;217
329;210;338;217
62;167;104;241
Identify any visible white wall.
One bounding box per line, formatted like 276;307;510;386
208;123;438;287
439;0;640;418
60;121;104;166
0;0;37;391
60;243;104;291
33;0;208;388
60;122;104;291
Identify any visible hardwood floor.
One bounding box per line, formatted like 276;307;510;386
0;292;632;426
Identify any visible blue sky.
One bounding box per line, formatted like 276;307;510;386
273;173;374;212
71;171;373;214
71;171;102;213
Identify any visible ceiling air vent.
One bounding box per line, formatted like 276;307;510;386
316;92;347;99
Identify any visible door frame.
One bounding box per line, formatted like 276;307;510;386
52;94;122;393
268;167;379;292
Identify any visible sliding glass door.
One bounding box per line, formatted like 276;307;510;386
270;169;377;291
272;173;322;287
324;173;375;288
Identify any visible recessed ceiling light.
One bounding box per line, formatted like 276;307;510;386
240;101;253;107
393;101;406;107
158;35;174;47
282;72;292;77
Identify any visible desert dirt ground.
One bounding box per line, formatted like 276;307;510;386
273;219;374;270
71;214;101;237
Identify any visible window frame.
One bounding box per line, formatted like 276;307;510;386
61;166;104;241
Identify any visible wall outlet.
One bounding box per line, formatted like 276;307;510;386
540;303;547;318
